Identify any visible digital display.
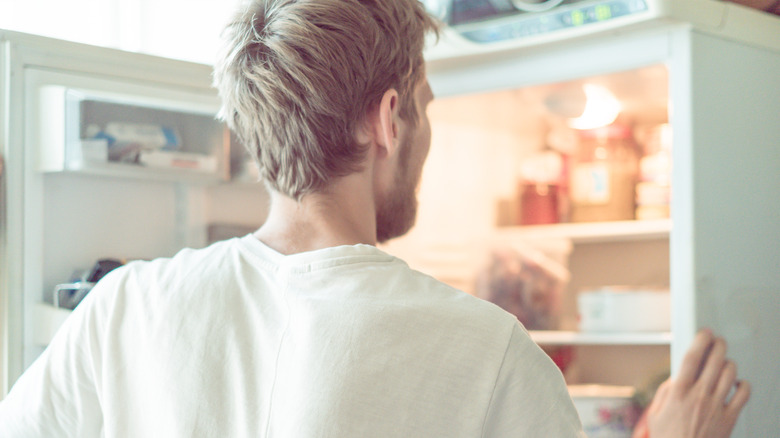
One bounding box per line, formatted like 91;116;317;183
595;4;613;20
454;0;650;44
571;10;585;26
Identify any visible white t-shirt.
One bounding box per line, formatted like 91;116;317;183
0;235;585;437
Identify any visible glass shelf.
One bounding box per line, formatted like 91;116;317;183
530;330;672;346
53;159;226;184
496;219;671;243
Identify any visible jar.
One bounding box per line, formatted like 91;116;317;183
569;124;639;222
517;150;566;225
519;182;559;225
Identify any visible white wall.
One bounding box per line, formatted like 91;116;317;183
0;0;241;64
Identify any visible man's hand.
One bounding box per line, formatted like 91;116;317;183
644;329;751;438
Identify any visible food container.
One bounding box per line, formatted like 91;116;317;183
519;182;560;225
475;243;570;331
518;150;566;225
578;287;670;332
569;385;640;438
569;124;639;222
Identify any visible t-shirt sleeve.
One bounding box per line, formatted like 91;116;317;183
0;271;117;437
481;323;586;437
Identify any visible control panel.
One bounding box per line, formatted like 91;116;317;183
447;0;650;44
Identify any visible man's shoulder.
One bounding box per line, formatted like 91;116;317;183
98;237;247;305
394;264;520;329
131;236;244;275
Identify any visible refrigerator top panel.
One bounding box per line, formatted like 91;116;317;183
433;0;651;43
423;0;780;60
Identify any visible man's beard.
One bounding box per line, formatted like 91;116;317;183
375;141;420;244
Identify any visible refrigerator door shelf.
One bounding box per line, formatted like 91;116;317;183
29;70;229;184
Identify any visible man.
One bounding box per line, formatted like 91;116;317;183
0;1;749;437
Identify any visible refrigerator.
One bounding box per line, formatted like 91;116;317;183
1;0;779;435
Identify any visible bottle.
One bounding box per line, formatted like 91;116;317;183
569;124;639;222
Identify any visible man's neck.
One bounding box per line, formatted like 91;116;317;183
254;176;378;255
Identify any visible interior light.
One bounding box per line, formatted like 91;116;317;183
567;84;621;130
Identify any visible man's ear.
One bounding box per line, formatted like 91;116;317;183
374;88;400;159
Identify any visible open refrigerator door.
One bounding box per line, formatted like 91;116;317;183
382;5;780;434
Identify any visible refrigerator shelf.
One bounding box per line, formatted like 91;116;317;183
50;159;225;185
496;219;671;244
530;330;673;346
28;70;229;183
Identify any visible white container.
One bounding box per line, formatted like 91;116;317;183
569;385;638;438
578;287;670;332
65;139;108;168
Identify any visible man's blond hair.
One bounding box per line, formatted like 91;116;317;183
214;0;439;199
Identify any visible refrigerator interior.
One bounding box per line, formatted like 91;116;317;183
381;63;673;389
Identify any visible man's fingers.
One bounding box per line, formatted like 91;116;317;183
698;337;727;393
726;380;751;418
649;379;671;415
677;329;714;389
713;360;737;402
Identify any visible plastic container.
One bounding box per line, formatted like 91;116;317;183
569;384;640;438
569;124;639;222
475;242;570;330
578;287;670;332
